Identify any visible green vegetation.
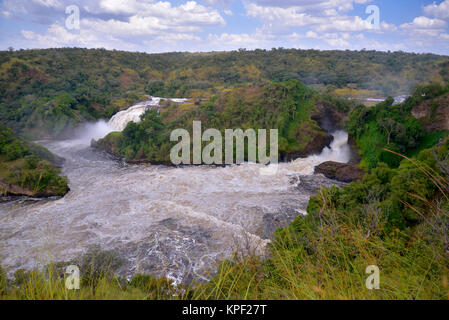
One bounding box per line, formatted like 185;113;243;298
94;80;345;163
1;48;448;139
0;126;69;197
346;83;449;169
408;130;449;157
194;140;449;299
100;109;171;163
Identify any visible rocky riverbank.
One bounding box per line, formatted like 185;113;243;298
0;181;69;198
0;127;70;199
314;161;365;183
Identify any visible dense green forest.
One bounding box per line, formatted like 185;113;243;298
1;48;448;139
0;125;69;197
346;83;449;169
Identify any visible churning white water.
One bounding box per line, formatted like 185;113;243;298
0;100;351;284
108;97;189;131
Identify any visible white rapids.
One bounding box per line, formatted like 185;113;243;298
108;97;189;131
0;99;351;284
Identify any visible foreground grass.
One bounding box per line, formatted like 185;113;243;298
1;218;447;300
2;200;448;301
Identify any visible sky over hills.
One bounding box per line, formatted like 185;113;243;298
0;0;448;54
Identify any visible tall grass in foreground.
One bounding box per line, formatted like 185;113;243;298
1;143;449;300
198;209;449;300
1;214;447;300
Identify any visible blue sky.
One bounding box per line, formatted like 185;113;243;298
0;0;448;54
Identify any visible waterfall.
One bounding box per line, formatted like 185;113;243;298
108;97;189;132
65;97;189;147
284;130;351;176
108;100;158;132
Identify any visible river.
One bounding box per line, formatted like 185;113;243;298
0;99;352;284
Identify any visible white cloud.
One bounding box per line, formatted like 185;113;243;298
315;15;372;32
90;1;225;26
17;1;226;51
250;0;371;13
395;15;449;52
80;3;225;37
305;31;318;38
303;31;350;47
423;0;449;20
207;31;271;50
1;0;65;23
96;0;144;15
155;33;201;41
400;16;447;36
21;23;100;47
245;2;388;33
32;0;64;8
201;0;233;6
209;32;258;46
402;16;446;29
325;37;349;47
20;18;208;51
380;21;397;32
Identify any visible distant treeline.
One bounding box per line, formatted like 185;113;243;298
1;47;448;138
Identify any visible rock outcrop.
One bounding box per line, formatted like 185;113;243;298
314;161;365;183
283;130;334;161
412;93;449;132
282;101;348;161
0;181;69;198
312;101;348;132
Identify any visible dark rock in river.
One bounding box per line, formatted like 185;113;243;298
314;161;365;183
291;173;348;192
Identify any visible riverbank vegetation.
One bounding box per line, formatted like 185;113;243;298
93;80;342;163
0;126;69;197
346;83;449;169
94;81;449;169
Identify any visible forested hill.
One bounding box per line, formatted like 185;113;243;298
1;48;449;139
